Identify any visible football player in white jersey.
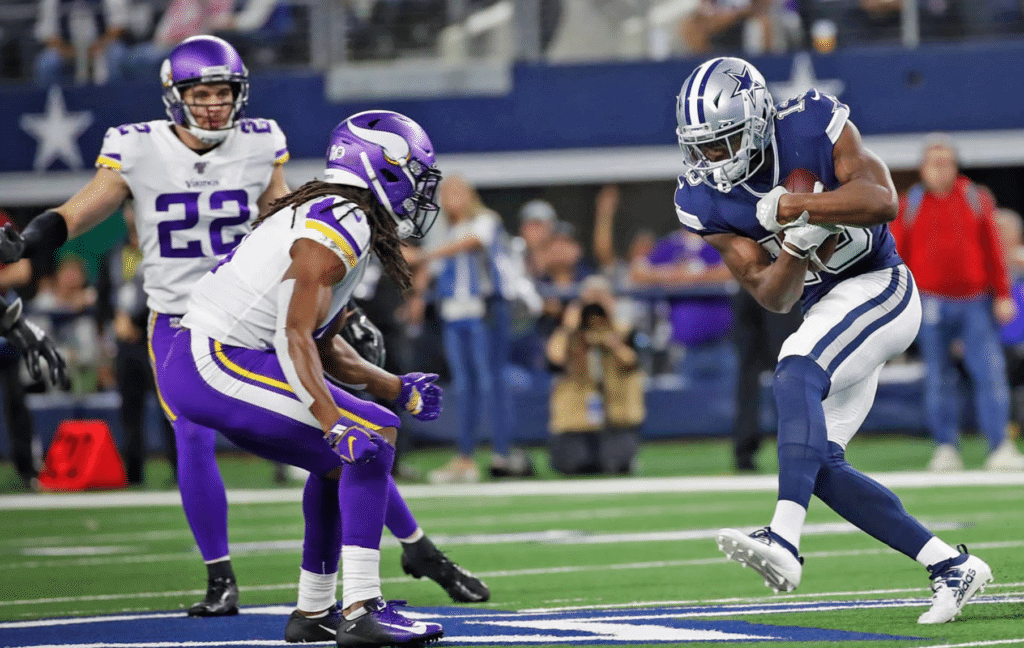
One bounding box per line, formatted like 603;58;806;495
0;35;290;615
162;110;446;647
0;37;487;622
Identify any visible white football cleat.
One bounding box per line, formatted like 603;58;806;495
716;527;803;593
918;545;993;624
984;439;1024;471
928;444;964;473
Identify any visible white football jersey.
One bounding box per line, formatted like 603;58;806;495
96;118;289;314
182;194;372;350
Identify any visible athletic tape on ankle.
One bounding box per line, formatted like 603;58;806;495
341;546;381;609
297;568;338;613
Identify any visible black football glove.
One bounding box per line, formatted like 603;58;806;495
0;224;27;264
0;297;71;390
338;305;386;369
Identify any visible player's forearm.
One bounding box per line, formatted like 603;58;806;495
57;169;131;239
782;179;897;228
321;337;401;401
284;329;338;432
746;256;807;313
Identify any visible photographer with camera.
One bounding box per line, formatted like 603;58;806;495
545;276;644;475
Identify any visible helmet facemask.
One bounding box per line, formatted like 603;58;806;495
361;152;441;239
171;78;248;145
678;112;770;192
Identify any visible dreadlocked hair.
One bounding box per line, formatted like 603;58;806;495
257;180;412;291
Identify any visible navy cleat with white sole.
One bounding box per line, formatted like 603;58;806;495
336;598;443;648
285;604;341;642
918;544;993;624
716;527;804;593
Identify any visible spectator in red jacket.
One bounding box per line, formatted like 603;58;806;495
892;136;1024;472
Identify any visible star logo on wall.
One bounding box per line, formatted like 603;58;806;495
19;86;94;171
768;52;845;102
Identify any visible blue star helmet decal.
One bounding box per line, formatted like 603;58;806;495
726;67;761;97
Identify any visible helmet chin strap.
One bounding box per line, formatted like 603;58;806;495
359;152;414;239
712;167;737;193
187;125;231;145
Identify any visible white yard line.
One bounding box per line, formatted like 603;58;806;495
1;520;1005;571
4;470;1024;510
4;537;1023;611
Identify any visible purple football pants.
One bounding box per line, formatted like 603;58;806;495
150;314;418;569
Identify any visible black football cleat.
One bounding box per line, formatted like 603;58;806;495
336;598;443;648
187;577;239;616
401;536;490;603
285;604;341;642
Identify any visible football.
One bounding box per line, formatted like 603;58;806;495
783;167;819;194
780;168;838;268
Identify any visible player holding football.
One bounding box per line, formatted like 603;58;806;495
160;109;445;647
0;36;487;624
673;57;991;624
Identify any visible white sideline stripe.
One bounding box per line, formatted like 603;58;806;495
4;470;1024;510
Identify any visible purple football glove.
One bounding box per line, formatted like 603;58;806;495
324;422;387;464
396;372;442;421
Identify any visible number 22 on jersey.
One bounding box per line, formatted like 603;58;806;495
156;190;251;258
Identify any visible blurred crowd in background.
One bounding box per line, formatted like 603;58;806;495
5;134;1024;486
1;0;1024;87
4;0;1024;489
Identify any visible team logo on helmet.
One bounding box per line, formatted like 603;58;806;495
321;110;441;239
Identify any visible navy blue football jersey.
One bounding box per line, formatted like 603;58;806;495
674;89;902;309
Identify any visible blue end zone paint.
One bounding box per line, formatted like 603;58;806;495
0;603;922;646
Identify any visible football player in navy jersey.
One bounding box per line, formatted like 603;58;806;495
674;57;991;624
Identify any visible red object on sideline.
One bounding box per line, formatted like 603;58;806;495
892;177;1011;300
38;420;128;491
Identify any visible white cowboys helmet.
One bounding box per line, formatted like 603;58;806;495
676;57;775;192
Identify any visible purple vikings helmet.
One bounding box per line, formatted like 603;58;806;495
323;110;442;239
160;36;249;145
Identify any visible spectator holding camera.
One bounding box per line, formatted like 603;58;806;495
545;275;644;476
